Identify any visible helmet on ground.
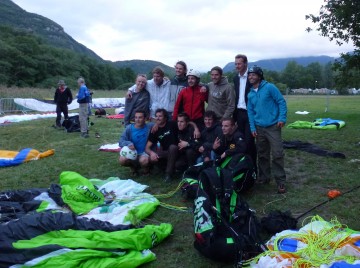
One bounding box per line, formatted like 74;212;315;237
248;65;264;79
186;69;201;79
120;146;137;160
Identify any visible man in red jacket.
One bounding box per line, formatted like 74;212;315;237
172;69;208;130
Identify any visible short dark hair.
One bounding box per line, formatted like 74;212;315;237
221;117;235;125
235;54;248;64
204;110;217;120
134;109;147;118
152;66;165;77
177;112;190;122
175;61;187;73
155;108;168;121
210;66;223;76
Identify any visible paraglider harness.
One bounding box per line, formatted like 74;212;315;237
182;153;256;200
192;159;265;267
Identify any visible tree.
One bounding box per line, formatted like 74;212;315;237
305;0;359;48
306;0;360;90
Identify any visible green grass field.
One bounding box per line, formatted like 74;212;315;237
1;92;359;268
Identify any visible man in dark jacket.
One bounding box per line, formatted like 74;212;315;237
213;118;247;159
197;110;222;163
233;54;257;169
175;112;200;171
53;80;73;129
124;74;150;126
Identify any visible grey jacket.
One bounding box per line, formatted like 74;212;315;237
124;89;150;126
206;76;235;119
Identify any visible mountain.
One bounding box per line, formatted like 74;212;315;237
223;56;336;73
0;0;103;61
112;60;175;77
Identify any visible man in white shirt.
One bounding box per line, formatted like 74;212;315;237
233;54;257;169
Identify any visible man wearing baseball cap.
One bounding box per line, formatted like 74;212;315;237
247;66;287;194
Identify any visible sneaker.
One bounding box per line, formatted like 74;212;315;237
95;132;100;138
81;133;89;138
130;167;139;176
277;184;286;194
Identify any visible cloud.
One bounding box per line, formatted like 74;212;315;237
12;0;356;71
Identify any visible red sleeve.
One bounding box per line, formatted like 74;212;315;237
172;90;183;120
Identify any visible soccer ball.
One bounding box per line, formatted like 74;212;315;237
120;146;137;160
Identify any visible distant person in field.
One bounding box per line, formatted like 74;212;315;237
124;74;150;126
247;65;287;194
172;69;208;129
233;54;257;170
206;66;235;120
76;77;91;138
127;66;171;120
53;80;73;129
119;110;153;175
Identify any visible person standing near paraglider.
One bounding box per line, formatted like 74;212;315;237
76;77;90;138
53;80;73;129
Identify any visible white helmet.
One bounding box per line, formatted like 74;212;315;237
120;146;138;160
186;69;201;79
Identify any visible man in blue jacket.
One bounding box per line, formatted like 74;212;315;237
76;77;90;138
247;66;287;194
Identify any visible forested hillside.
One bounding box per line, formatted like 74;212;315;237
0;25;136;89
0;0;102;61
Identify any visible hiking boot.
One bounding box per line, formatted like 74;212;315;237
256;177;270;184
81;133;89;138
277;184;286;194
142;167;150;176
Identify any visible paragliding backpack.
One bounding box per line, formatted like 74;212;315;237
182;153;256;199
193;166;264;264
62;115;80;132
95;108;106;116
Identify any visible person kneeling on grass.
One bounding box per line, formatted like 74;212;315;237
145;108;179;182
119;110;154;175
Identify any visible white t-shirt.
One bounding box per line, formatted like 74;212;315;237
237;70;248;109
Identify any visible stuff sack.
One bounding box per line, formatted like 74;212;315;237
182;154;255;200
62;115;80;132
95;108;106;116
193;166;264;264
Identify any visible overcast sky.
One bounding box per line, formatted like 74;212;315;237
12;0;355;72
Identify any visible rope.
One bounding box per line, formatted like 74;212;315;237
247;216;358;267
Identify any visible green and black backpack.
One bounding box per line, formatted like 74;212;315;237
193;165;264;265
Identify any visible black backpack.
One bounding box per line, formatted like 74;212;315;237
182;154;256;199
62;115;80;132
193;166;264;265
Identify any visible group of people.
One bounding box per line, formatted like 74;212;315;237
53;77;92;138
120;55;288;194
